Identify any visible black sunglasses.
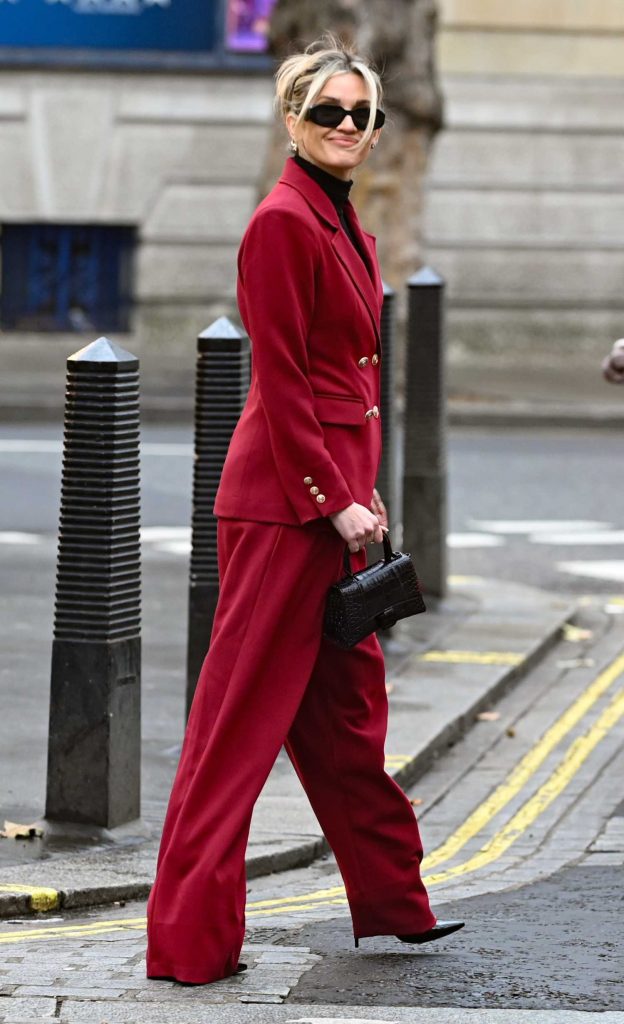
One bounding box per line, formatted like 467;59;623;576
306;103;386;132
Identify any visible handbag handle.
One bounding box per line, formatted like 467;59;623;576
343;531;393;576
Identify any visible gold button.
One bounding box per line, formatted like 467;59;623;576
373;405;380;418
304;476;313;485
310;485;319;495
358;356;369;368
365;409;374;420
372;354;379;366
316;494;326;504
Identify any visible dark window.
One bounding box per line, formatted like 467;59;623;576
0;224;135;333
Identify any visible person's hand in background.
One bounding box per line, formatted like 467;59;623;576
602;338;624;384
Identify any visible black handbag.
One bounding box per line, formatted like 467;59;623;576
323;532;426;649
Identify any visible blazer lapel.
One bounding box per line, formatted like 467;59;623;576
331;226;381;346
280;160;382;344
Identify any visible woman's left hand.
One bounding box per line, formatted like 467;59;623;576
370;488;388;529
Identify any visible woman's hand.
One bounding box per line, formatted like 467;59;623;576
330;502;383;553
370;488;388;529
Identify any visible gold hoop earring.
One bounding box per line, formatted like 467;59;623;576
290;138;298;153
371;142;377;150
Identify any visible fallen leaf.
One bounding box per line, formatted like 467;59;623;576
410;798;423;806
563;623;594;642
1;820;44;840
506;727;516;738
476;711;501;722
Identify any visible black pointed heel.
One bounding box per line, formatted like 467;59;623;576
234;962;248;974
354;937;359;949
396;920;465;945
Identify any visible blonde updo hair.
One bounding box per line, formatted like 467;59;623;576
274;34;384;151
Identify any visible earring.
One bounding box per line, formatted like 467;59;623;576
371;142;377;149
290;138;298;153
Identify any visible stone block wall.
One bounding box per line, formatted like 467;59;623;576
0;71;274;416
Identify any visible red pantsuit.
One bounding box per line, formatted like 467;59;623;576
146;160;436;984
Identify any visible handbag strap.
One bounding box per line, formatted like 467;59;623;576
343;531;393;576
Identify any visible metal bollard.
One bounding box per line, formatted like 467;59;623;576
46;337;141;828
403;267;447;598
186;317;250;717
377;282;398;535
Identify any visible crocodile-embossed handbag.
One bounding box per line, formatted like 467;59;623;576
323;532;426;649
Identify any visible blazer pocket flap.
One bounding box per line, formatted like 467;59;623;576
314;393;365;426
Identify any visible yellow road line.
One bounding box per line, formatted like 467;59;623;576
425;687;624;886
420;650;524;666
0;885;59;912
0;916;146;945
3;654;623;941
423;651;624;870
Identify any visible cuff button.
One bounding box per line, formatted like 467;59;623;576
316;494;326;504
304;476;313;485
310;485;319;495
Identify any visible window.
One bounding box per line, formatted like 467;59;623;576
0;224;135;333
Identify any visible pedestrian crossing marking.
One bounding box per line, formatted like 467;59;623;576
0;532;42;545
468;520;612;535
558;561;624;583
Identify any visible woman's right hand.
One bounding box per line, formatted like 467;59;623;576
330;502;384;553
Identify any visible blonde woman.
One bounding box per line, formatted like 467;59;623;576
146;35;463;986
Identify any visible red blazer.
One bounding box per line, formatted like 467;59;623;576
214;158;384;526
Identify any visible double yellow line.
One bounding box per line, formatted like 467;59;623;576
245;649;624;915
1;651;623;944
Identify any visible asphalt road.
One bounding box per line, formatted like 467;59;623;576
1;423;623;595
1;423;623;1022
282;865;624;1011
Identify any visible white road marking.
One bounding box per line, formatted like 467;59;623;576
287;1019;399;1024
448;533;505;548
532;531;624;546
469;519;612;535
153;541;192;556
140;527;190;543
0;440;192;457
0;440;61;454
0;532;42;545
558;561;624;583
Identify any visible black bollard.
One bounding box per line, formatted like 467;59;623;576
186;317;250;717
403;267;447;598
46;337;141;828
377;283;398;534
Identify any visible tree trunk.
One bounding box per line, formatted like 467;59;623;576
263;0;444;292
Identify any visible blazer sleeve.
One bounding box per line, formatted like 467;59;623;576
237;205;355;524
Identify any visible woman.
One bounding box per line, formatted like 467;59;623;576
146;35;463;986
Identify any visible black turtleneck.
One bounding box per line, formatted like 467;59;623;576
293;154;366;261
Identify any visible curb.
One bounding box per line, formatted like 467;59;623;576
1;397;624;430
448;402;624;430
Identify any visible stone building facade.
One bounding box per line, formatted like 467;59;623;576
427;0;624;404
1;0;623;413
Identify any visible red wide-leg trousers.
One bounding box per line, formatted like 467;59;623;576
146;518;435;984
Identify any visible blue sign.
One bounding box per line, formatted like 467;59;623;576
0;0;217;53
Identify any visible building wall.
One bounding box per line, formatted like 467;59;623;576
0;70;274;413
425;1;624;389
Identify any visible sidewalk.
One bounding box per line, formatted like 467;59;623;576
0;546;575;917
